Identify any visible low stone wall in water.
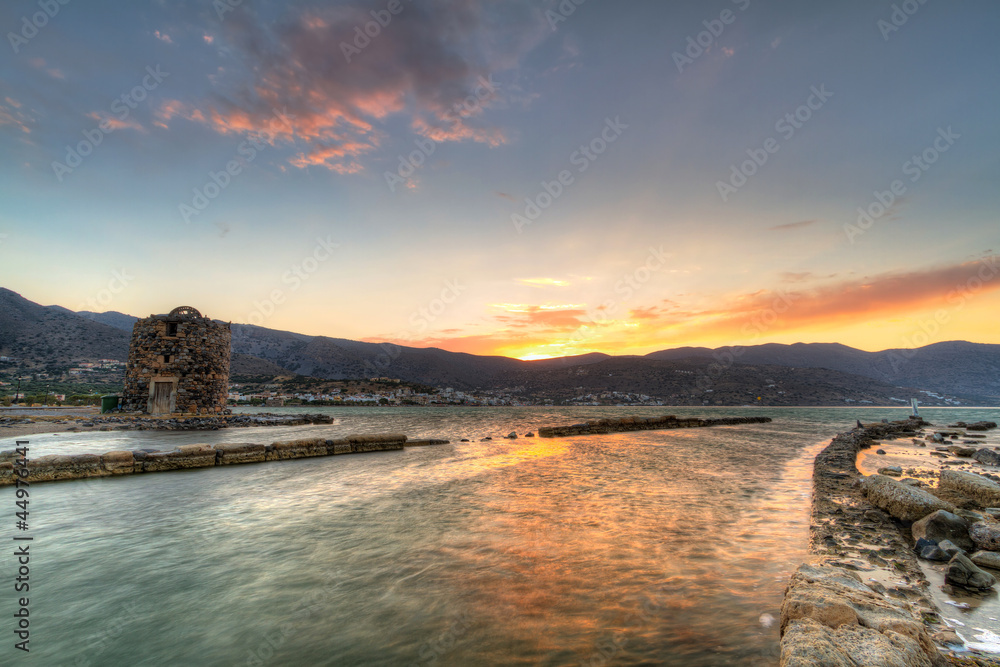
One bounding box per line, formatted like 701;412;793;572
0;434;409;485
780;419;952;666
537;414;772;438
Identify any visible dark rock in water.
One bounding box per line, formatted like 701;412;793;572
878;466;902;476
481;437;492;441
525;433;535;437
937;540;965;557
911;510;972;551
920;545;951;561
949;446;977;457
507;432;517;439
973;448;1000;466
876;449;886;455
945;552;996;590
967;421;999;432
460;439;469;442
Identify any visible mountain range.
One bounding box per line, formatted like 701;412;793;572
1;287;997;405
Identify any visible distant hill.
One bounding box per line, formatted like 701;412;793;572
1;287;997;405
646;341;1000;402
0;288;130;364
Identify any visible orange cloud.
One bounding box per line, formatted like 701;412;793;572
149;3;547;173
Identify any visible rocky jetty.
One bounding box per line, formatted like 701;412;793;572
783;417;1000;666
1;412;333;432
0;434;408;485
781;418;950;666
536;414;771;438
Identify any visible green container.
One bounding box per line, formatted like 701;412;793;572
100;395;119;413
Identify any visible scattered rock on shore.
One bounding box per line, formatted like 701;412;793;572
860;474;955;522
911;510;973;551
939;469;1000;506
969;522;1000;552
970;550;1000;570
973;448;1000;466
945;552;996;590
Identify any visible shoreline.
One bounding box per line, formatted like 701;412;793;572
781;418;1000;666
0;412;333;441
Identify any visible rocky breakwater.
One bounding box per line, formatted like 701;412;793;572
782;417;1000;666
536;414;771;438
0;434;407;485
781;418;953;666
3;412;334;433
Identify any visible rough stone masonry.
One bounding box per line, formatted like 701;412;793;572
119;306;230;415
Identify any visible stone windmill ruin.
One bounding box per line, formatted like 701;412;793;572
119;306;231;415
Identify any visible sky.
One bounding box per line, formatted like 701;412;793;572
1;0;998;361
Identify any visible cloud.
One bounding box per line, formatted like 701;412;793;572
495;191;516;201
779;271;814;283
516;278;569;287
768;219;818;231
159;1;550;173
87;112;144;133
0;97;33;134
154;30;173;44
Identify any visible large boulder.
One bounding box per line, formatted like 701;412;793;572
780;564;944;667
860;474;955;521
970;522;1000;551
911;510;973;551
945;553;996;590
939;469;1000;506
973;448;1000;466
970;551;1000;570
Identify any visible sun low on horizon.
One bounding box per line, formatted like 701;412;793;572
2;0;999;360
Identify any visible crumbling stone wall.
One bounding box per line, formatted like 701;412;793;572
120;306;231;415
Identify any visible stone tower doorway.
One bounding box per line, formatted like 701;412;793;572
148;378;178;415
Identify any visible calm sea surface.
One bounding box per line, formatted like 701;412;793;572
3;406;999;666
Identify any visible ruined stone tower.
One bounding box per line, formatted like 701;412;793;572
120;306;231;415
